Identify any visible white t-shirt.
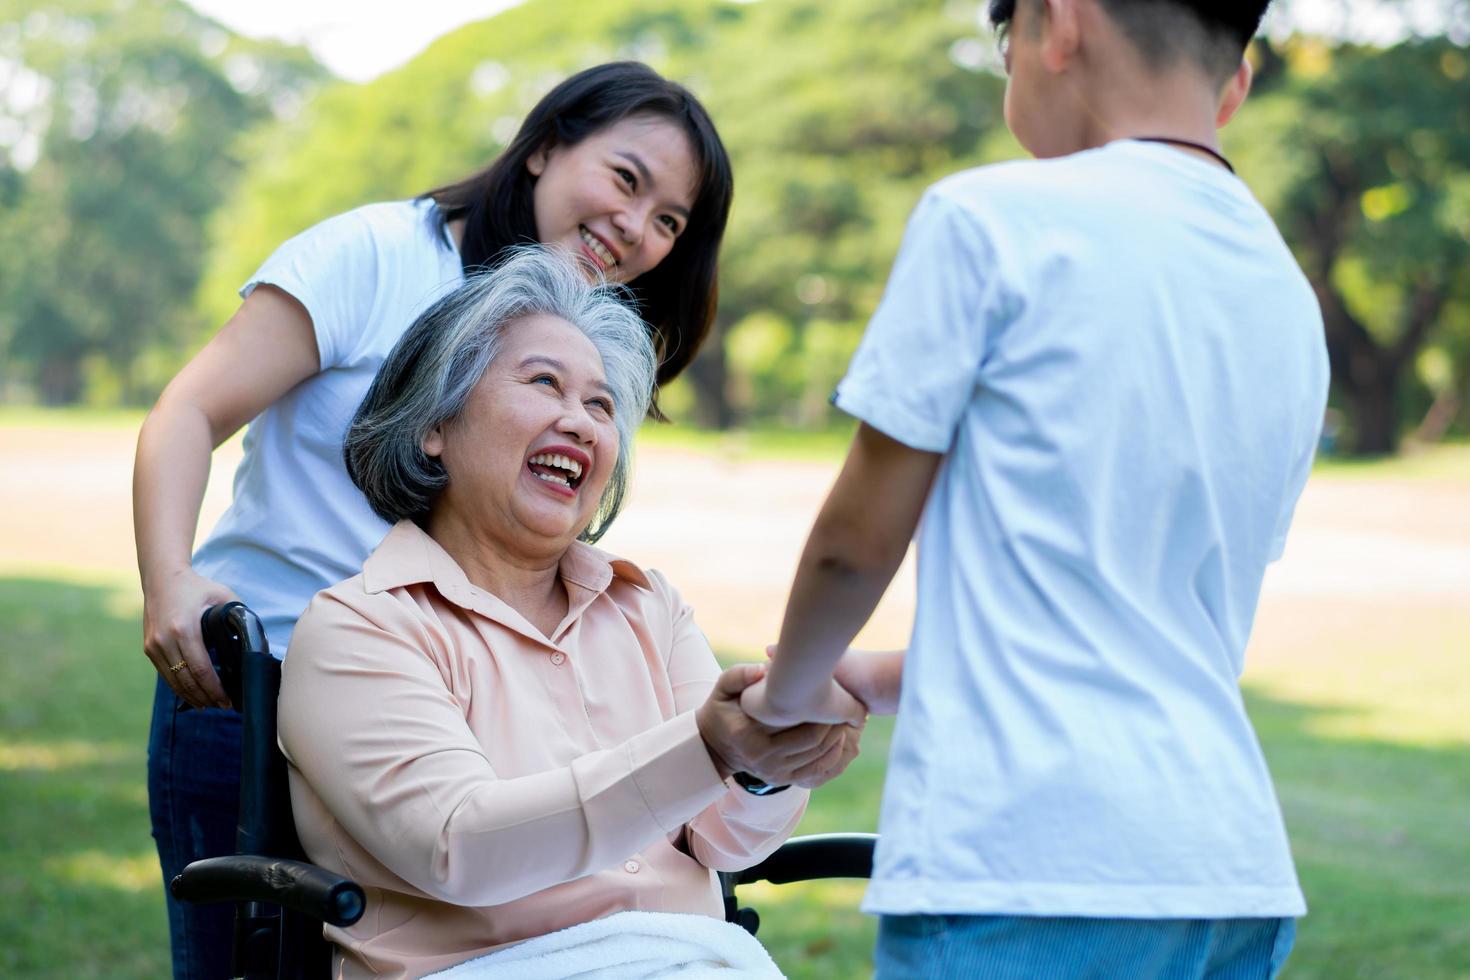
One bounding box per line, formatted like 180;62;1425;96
193;199;464;657
835;141;1328;919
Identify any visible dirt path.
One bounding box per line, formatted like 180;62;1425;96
2;423;1466;659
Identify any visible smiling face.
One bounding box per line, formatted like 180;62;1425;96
526;113;699;284
423;313;618;556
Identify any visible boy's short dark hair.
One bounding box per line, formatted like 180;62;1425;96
988;0;1269;82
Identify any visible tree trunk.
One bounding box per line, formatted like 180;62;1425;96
1413;382;1463;444
1340;368;1401;456
38;353;84;406
684;325;735;430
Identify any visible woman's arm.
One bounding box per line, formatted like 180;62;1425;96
133;285;319;707
279;589;822;908
655;572;827;872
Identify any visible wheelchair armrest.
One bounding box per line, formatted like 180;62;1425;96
172;855;366;927
734;832;877;886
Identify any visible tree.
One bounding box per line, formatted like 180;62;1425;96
0;0;323;404
688;0;1006;426
195;0;1007;428
178;2;1470;443
1232;36;1470;454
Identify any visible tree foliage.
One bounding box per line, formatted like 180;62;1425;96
0;0;323;403
1232;35;1470;454
194;0;1004;427
2;0;1467;453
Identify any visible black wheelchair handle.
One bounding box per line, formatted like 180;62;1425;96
734;832;878;886
201;602;270;711
172;855;366;928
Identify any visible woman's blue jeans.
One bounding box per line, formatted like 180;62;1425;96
147;676;243;979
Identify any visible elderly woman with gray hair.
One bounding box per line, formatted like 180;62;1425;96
277;248;865;979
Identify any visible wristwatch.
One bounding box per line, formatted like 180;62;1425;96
733;771;791;796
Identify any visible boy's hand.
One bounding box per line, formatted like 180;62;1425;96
833;650;904;716
740;675;867;729
766;644;904;717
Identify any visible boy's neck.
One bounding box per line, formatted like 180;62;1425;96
1068;63;1225;162
1042;1;1235;168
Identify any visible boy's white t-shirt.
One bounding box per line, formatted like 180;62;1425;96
193;199;464;657
835;141;1328;919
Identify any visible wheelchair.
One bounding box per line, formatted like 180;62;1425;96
172;602;879;979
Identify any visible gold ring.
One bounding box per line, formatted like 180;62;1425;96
168;660;188;673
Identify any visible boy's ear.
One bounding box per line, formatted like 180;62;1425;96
1039;0;1082;72
1216;56;1253;127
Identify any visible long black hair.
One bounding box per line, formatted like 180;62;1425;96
423;62;733;385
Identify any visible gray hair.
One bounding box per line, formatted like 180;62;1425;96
344;246;656;543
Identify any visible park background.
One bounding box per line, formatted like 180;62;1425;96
1;0;1468;976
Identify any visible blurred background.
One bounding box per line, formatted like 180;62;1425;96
0;0;1467;976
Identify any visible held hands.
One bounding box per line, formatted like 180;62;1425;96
738;674;867;729
696;664;864;790
141;567;238;709
755;644;903;718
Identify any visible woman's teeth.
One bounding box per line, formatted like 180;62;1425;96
529;452;583;489
580;227;616;268
530;453;583;478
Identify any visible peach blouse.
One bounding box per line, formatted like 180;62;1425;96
279;520;807;979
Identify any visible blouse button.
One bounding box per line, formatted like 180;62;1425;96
624;859;640;874
551;652;566;666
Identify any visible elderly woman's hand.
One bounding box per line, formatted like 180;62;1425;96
695;663;860;787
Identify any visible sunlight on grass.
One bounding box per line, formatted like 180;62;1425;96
0;740;132;772
42;850;160;893
636;419;858;462
740;878;869;910
1315;440;1470;480
1245;603;1470;749
0;406;146;429
0;564;135;588
1299;699;1470;748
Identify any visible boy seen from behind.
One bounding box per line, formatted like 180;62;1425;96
742;0;1329;976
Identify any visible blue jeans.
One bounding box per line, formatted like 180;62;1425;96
148;676;243;979
875;914;1296;979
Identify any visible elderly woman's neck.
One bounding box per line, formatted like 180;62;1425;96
426;515;569;636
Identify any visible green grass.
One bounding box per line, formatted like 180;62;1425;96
648;422;1470;478
1313;440;1470;481
3;405;1467;477
637;418;860;462
2;575;1467;978
0;575;168;979
0;406;146;429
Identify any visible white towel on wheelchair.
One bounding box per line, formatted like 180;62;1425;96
429;910;785;979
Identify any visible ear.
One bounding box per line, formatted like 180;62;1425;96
422;424;444;459
526;142;550;178
1040;0;1081;73
1216;56;1253;128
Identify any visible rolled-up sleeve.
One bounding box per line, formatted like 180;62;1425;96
279;590;736;908
649;570;809;872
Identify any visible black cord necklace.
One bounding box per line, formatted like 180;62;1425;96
1133;136;1234;174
